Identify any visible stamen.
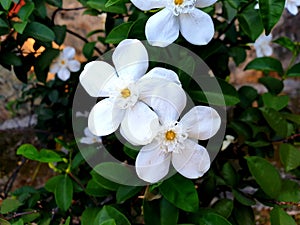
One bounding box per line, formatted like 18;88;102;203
174;0;184;5
121;88;131;98
61;59;66;65
165;130;176;141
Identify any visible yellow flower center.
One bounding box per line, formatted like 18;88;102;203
121;88;131;98
165;130;176;141
61;59;66;65
174;0;184;5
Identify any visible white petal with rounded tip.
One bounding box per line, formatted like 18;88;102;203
57;68;70;81
180;106;221;140
141;67;181;85
131;0;167;10
136;140;171;183
79;61;119;97
113;39;148;81
84;127;94;138
121;102;160;145
49;63;60;74
172;139;210;178
88;98;125;136
63;46;76;59
263;45;273;56
286;2;299;15
195;0;217;8
179;9;214;45
67;60;81;72
146;8;180;47
80;137;94;144
139;81;186;123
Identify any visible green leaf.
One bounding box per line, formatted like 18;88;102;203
0;199;23;214
116;185;142;203
238;86;258;108
62;217;70;225
105;0;127;7
52;25;66;45
270;207;297;225
17;2;34;21
262;93;289;111
1;0;12;10
54;175;73;211
245;140;271;148
143;198;179;225
0;52;22;66
273;36;296;52
45;175;62;192
258;76;284;95
87;0;127;14
287;63;300;77
100;219;116;225
212;199;234;218
23;22;55;42
258;0;285;34
85;180;111;197
199;212;232;225
277;179;300;202
246;156;282;198
237;4;263;41
38;149;63;163
91;169;120;191
94;206;130;225
105;22;133;44
0;218;11;225
45;0;62;7
232;189;256;206
159;173;199;212
12;21;28;34
16;144;39;161
232;203;255;225
83;42;96;59
282;113;300;125
81;207;101;225
245;57;283;76
189;78;240;106
221;162;237;187
260;107;288;137
229;46;247;66
279;143;300;172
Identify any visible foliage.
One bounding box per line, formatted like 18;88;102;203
0;0;300;224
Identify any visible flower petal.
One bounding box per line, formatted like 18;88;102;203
172;139;210;179
113;39;148;81
286;2;299;15
195;0;217;8
49;63;60;74
121;101;160;145
131;0;166;10
57;68;70;81
141;67;181;85
139;80;186;123
145;8;179;47
263;45;273;56
179;9;214;45
80;137;94;144
88;98;125;136
79;61;119;97
67;60;81;72
62;46;76;59
136;140;171;183
84;127;94;138
180;106;221;140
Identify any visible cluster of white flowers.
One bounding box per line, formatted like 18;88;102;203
79;39;221;183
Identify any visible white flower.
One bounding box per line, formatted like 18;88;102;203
79;39;186;145
253;33;273;58
285;0;300;15
50;47;81;81
221;135;235;151
133;106;221;183
130;0;216;47
80;127;102;144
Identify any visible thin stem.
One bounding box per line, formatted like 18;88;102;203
5;210;38;221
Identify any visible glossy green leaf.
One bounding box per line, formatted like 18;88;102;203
105;22;133;44
237;4;263;41
199;212;232;225
159;174;199;212
232;189;256;206
21;210;40;223
16;144;39;161
212;199;234;218
85;180;111;197
81;207;101;225
273;36;296;52
91;169;120;191
105;0;128;7
287;63;300;77
0;218;11;225
38;149;63;163
229;46;247;65
23;22;55;42
0;52;22;66
17;2;34;21
116;185;142;203
54;175;73;211
277;179;300;202
87;0;127;14
258;77;284;95
246;156;282;198
279;143;300;172
232;203;255;225
1;0;12;10
258;0;285;34
221;162;237;187
282;113;300;124
0;199;23;214
45;0;62;7
100;219;116;225
245;140;271;148
260;107;288;137
238;86;258;108
245;57;283;76
12;21;28;34
52;25;67;45
262;93;289;111
94;206;130;225
45;175;63;192
270;207;297;225
62;217;70;225
83;42;96;59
